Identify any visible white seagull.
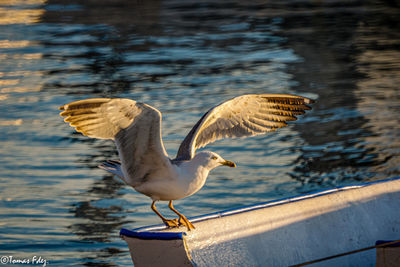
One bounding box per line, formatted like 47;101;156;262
59;94;314;230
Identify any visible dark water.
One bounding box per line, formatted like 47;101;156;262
1;0;399;266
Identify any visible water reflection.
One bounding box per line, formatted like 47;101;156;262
69;178;127;242
65;139;131;265
39;0;163;97
0;0;44;25
277;1;400;190
355;25;400;177
0;0;399;266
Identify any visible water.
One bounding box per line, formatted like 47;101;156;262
0;0;399;266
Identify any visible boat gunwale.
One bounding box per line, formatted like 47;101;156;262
120;176;400;240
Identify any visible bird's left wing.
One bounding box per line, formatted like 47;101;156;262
59;98;171;186
176;94;314;160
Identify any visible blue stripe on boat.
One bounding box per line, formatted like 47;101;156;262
120;228;185;240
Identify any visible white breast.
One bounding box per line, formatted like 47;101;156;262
134;162;210;201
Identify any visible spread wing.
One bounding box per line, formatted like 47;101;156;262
176;94;315;160
59;98;171;187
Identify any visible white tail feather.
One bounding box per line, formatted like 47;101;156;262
98;160;126;182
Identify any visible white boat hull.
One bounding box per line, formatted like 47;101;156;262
121;178;400;267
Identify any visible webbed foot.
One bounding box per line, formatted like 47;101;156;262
162;218;179;228
178;216;195;230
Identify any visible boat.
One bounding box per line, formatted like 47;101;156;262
120;177;400;267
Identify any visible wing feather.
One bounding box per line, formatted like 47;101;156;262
60;98;171;187
176;94;314;160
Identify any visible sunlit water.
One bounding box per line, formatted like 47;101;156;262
0;0;399;266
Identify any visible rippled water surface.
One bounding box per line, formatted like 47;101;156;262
1;0;400;266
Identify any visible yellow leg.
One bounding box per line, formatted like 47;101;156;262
168;200;195;230
151;201;179;228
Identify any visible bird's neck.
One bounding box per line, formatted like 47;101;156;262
175;160;210;197
179;159;209;179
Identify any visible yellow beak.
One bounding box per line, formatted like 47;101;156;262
221;160;236;168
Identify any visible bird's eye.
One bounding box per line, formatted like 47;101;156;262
211;156;218;160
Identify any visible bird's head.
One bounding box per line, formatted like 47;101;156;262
194;151;236;170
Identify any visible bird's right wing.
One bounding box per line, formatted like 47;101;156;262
59;98;171;187
176;94;314;160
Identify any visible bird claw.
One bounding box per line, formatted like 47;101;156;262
163;217;195;231
163;218;179;228
178;216;195;230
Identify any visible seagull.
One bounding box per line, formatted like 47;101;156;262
59;94;314;230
